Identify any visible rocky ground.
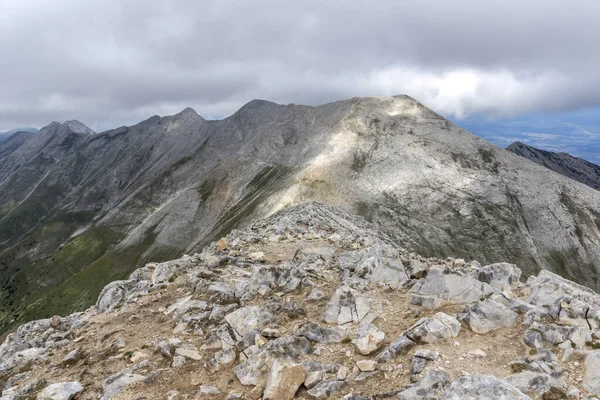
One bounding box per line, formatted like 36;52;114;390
2;201;600;399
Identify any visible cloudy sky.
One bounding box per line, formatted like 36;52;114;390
1;0;600;158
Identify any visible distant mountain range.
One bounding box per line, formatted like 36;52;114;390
2;96;600;335
0;127;38;143
508;141;600;191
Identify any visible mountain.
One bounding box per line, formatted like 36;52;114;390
0;202;597;399
2;96;600;336
507;141;600;191
0;127;38;143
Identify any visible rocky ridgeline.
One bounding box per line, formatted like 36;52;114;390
2;202;600;399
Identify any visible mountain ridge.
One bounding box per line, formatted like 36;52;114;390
507;141;600;191
1;95;600;336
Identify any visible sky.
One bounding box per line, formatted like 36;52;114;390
1;0;600;160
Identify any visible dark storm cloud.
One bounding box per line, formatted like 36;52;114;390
1;0;599;131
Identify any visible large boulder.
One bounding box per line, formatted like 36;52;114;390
463;299;518;334
262;359;306;400
322;286;375;325
584;350;600;396
410;266;495;309
224;306;275;340
101;368;146;400
478;263;522;291
398;370;449;400
440;374;531;400
37;382;84;400
404;313;461;344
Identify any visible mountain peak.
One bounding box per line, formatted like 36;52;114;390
63;120;95;135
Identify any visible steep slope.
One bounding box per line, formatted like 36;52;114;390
508;141;600;191
0;202;597;399
2;96;600;336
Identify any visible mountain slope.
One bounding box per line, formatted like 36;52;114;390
2;96;600;335
507;141;600;191
0;128;38;144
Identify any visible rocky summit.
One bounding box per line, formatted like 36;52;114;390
2;201;600;399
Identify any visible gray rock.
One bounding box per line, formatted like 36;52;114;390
233;336;311;386
505;371;566;399
404;312;461;344
353;324;385;355
322;286;375;325
101;368;146;400
262;359;306;400
409;266;495;309
584;350;600;396
463;299;518;334
37;381;84;400
306;288;327;302
478;263;522;291
523;330;543;349
295;322;343;344
306;380;347;399
225;306;275;340
375;335;415;362
197;386;221;397
398;370;450;400
440;374;531;400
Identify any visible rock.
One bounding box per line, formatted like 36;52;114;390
37;382;84;400
523;330;543;349
404;312;461;344
261;328;281;339
224;306;275;340
306;380;347;399
415;350;439;360
478;263;522;291
172;355;186;368
174;347;202;361
353;324;385;355
306;288;327;302
323;286;375;325
0;347;48;376
167;390;181;400
263;359;306;400
337;366;349;380
101;368;146;400
197;386;221;397
410;356;428;375
295;322;343;344
376;335;415;362
463;299;518;334
468;349;487;357
129;351;149;363
584;350;600;396
409;266;495;309
440;374;531;400
356;360;376;372
61;348;83;366
233;336;311;386
304;371;324;389
398;370;450;400
505;371;566;399
249;252;266;262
